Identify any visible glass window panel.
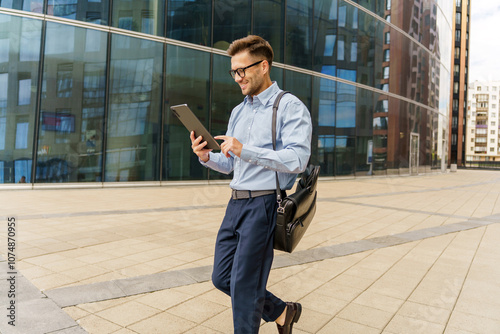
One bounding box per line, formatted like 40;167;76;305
0;38;9;63
336;82;356;128
213;0;251;50
284;69;311;110
254;0;285;63
164;45;210;180
313;0;337;72
286;0;313;69
337;37;345;60
106;35;162;182
37;23;107;183
112;0;164;36
167;0;211;46
0;117;5;150
18;78;31;105
335;136;355;176
47;0;109;25
0;15;41;183
0;0;43;13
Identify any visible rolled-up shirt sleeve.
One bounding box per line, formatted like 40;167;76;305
239;99;312;174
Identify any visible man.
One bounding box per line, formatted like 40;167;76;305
190;35;312;334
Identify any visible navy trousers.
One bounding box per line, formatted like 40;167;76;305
212;193;287;333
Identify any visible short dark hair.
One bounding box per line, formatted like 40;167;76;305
227;35;274;66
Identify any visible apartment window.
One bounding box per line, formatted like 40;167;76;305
455;12;461;23
477;86;482;91
383;67;389;79
492;113;497;118
493;87;497;91
455;47;460;59
385;15;391;23
491;139;495;143
383;49;390;62
493;95;497;100
491;148;495;152
455;30;461;40
454;65;459;76
385;32;390;44
493;105;497;110
471;138;474;142
456;0;461;7
454;82;459;94
491;130;496;135
471;129;474;133
386;0;391;10
492;121;496;126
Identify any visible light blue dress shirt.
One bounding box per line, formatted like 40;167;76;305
201;82;312;191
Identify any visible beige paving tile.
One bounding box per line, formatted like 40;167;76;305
184;325;224;333
167;297;227;323
135;289;194;311
95;301;160;327
63;306;90;321
397;301;451;325
111;328;138;334
317;317;380;334
293;307;332;333
78;295;141;314
337;302;394;329
77;314;122;334
128;312;197;334
199;308;234;333
353;291;405;314
314;282;364;302
447;310;500;333
384;314;446;334
298;292;348;316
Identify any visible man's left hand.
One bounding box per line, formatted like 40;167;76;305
214;136;243;158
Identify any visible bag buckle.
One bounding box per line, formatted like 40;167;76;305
277;199;285;214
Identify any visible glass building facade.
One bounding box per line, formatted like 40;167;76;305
0;0;452;185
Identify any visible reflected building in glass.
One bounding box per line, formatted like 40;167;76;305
0;0;452;185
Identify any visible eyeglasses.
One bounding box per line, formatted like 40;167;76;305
229;60;264;79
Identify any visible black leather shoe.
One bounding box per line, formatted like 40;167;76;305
276;302;302;334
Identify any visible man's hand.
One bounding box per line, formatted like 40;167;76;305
190;131;212;162
215;135;243;158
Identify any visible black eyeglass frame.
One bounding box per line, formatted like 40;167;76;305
229;60;265;79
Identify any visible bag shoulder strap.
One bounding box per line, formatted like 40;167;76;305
272;91;289;203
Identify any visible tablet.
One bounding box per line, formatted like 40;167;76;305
170;104;220;150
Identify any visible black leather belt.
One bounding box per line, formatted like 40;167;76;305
231;189;276;200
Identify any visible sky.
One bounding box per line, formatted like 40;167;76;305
468;1;500;82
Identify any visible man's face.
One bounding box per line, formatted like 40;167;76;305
231;51;266;96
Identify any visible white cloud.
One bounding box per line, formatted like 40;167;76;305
469;1;500;82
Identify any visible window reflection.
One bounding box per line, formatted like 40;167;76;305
164;45;210;180
37;22;107;182
167;0;211;46
105;35;162;182
0;15;41;183
112;0;164;36
254;0;285;63
47;0;109;25
0;0;43;13
213;0;251;50
286;0;313;69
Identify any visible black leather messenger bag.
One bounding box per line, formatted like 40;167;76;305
272;91;320;253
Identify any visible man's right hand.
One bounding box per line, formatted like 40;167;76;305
190;131;211;162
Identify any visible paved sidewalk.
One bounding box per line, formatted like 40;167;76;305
1;170;500;333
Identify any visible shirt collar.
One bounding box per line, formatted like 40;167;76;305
244;82;280;106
